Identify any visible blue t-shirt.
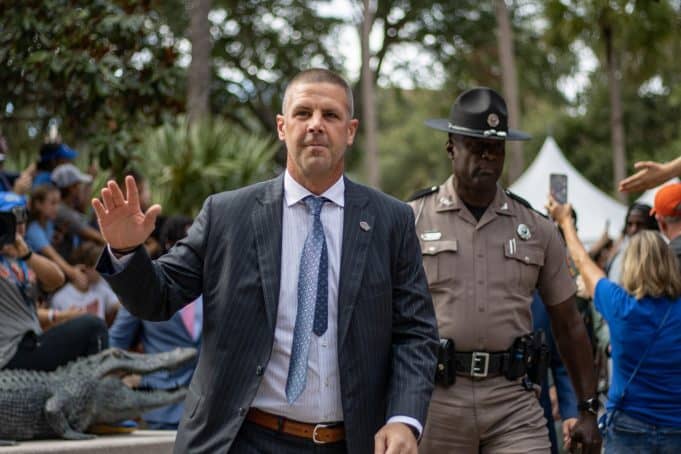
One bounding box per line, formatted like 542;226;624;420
24;220;55;253
595;278;681;427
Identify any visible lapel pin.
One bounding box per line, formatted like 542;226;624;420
359;221;371;231
516;224;531;240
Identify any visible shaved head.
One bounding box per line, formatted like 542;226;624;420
282;68;354;117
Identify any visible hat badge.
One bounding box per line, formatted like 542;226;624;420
487;113;500;128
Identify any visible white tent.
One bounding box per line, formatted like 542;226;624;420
509;137;628;245
635;178;680;206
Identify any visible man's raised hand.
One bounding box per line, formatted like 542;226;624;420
91;176;161;250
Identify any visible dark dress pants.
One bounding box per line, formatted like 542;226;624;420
4;314;108;371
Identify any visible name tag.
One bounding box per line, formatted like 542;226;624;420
420;231;442;241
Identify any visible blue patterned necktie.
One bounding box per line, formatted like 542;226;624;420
285;195;328;404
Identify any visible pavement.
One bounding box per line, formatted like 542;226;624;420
0;430;176;453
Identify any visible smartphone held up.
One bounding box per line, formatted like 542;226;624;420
550;173;568;204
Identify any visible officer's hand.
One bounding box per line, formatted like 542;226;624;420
562;417;578;449
569;414;602;454
374;422;417;454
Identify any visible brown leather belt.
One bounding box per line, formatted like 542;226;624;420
246;408;345;444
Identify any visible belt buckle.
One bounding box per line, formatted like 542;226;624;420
312;423;331;445
470;352;489;377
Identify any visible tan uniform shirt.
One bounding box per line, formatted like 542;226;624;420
409;176;576;352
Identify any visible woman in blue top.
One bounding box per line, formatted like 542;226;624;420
548;197;681;453
25;184;88;290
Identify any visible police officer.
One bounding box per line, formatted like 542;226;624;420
410;88;601;453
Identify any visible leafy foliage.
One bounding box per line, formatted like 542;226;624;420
0;0;185;173
209;0;344;136
138;116;277;216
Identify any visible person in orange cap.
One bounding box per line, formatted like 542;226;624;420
651;183;681;264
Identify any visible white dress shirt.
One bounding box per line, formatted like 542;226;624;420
252;171;345;422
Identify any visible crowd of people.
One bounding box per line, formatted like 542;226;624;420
0;141;199;430
2;67;681;453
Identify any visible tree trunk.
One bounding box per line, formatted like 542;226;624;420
603;24;627;202
187;0;213;125
495;0;523;186
360;0;379;188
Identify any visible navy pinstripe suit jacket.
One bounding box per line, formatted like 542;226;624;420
99;174;438;453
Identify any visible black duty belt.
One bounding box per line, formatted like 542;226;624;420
454;351;509;378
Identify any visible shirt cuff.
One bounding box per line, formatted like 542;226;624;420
107;245;135;271
386;416;423;440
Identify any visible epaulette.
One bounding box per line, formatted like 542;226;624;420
407;185;439;202
505;189;548;219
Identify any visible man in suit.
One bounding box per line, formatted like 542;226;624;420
93;68;439;453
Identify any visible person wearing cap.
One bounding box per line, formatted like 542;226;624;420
548;196;681;454
33;143;79;188
51;163;105;264
0;191;109;372
651;183;681;264
409;87;601;453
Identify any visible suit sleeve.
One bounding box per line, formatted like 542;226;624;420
97;196;211;321
386;205;439;425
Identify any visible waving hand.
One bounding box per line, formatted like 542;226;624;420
91;176;161;250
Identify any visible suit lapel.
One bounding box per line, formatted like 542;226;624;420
337;178;373;349
252;175;284;329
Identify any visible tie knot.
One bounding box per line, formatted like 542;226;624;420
303;195;327;217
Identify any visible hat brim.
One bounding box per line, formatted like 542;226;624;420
424;118;531;141
57;148;78;160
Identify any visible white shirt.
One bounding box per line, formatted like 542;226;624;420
252;171;345;422
50;278;119;320
253;172;421;435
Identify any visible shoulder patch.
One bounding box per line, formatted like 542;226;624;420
505;190;548;219
407;185;439;202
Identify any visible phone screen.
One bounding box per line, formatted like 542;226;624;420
550;173;568;204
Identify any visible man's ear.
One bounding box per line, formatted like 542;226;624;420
276;114;286;141
346;118;359;146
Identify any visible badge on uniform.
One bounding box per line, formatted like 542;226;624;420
420;231;442;241
516;224;531;241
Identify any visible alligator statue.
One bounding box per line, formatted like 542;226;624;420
0;347;197;441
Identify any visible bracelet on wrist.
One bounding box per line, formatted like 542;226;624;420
47;309;55;323
18;250;33;261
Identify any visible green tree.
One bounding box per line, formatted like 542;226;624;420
0;0;185;174
542;0;680;199
138;116;277;216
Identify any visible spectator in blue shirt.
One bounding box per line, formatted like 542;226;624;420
25;184;88;291
549;197;681;454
